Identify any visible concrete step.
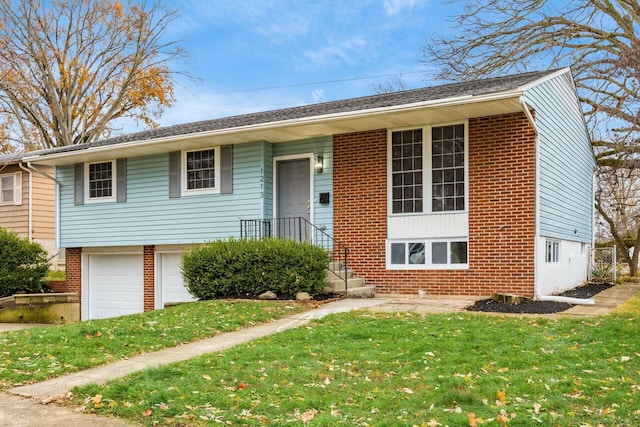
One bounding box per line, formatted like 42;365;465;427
335;286;376;298
326;268;355;280
326;276;365;292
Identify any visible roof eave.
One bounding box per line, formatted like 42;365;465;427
25;89;526;166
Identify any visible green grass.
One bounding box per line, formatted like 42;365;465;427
43;269;66;281
73;311;640;426
0;300;310;389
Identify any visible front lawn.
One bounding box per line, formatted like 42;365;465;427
74;311;640;426
0;300;310;389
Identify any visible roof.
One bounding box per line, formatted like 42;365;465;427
20;68;566;165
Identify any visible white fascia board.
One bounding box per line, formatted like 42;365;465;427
24;89;525;164
517;68;571;92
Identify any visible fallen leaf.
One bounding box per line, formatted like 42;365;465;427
402;387;414;394
40;396;57;405
427;419;441;427
534;403;542;414
91;394;102;405
467;412;478;427
497;409;509;424
142;409;152;417
496;390;506;406
236;382;249;390
202;374;211;381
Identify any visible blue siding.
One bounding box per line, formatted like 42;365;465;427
524;73;595;243
59;142;265;247
272;136;333;236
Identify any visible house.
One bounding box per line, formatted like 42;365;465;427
23;68;595;320
0;153;61;267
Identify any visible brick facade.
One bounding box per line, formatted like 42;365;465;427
143;245;155;311
333;112;537;296
64;247;82;296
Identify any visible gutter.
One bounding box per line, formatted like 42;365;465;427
17;163;32;241
536;294;595;305
520;97;595;305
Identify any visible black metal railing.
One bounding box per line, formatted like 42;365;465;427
240;217;350;290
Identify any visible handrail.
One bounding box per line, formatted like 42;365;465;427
240;217;350;291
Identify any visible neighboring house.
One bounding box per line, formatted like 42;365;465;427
0;154;61;267
24;68;595;320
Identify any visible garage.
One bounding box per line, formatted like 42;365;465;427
84;253;144;320
156;252;197;308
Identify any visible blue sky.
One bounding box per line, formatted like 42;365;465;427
147;0;457;129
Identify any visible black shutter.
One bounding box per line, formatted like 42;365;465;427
169;151;181;198
220;145;233;194
74;163;84;205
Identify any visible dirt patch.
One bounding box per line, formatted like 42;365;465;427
467;283;613;314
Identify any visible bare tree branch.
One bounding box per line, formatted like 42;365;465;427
0;0;187;149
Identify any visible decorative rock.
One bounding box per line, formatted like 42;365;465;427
322;286;334;294
296;292;312;301
259;291;277;300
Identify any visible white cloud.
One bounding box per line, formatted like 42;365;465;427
300;36;369;69
311;89;326;103
383;0;417;15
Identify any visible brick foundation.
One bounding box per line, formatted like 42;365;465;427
333;113;537;296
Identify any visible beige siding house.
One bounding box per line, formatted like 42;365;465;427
0;155;60;267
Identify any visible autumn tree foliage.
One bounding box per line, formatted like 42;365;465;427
424;0;640;274
0;0;185;150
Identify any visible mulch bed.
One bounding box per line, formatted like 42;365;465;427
466;283;614;314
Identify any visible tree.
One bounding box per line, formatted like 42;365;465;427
0;0;185;150
424;0;639;136
372;75;407;94
423;0;640;274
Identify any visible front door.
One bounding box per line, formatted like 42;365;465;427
276;158;311;240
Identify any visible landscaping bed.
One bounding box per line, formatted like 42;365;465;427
467;282;613;314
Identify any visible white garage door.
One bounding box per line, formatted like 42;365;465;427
86;254;144;320
158;253;196;307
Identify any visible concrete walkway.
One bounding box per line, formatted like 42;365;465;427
1;285;638;426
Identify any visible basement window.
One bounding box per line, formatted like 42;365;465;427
545;240;560;263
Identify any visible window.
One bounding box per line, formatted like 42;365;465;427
0;172;21;205
545;240;559;263
183;148;219;194
389;123;466;215
1;174;15;203
432;124;465;211
389;240;467;269
87;161;115;201
391;129;423;213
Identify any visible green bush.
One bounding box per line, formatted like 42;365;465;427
0;228;50;297
181;238;330;299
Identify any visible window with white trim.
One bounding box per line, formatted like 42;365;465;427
388;240;468;269
545;240;560;263
86;161;115;201
432;124;465;211
0;172;20;205
182;147;220;194
391;129;423;213
390;123;466;215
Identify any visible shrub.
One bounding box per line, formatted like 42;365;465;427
0;227;50;297
181;238;330;299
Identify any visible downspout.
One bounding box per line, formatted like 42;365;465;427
26;162;63;251
520;97;594;305
17;163;32;241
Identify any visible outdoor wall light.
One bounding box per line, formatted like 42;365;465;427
315;155;324;173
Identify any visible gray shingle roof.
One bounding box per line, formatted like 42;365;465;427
17;69;560;160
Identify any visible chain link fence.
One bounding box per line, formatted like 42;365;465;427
590;246;616;283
